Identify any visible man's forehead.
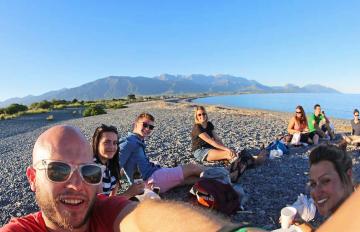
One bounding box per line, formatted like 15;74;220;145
32;125;92;164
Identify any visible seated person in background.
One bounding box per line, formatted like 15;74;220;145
286;144;355;232
191;106;237;162
92;124;145;198
342;108;360;145
2;124;244;232
287;105;318;145
191;106;267;182
119;112;206;193
308;104;335;140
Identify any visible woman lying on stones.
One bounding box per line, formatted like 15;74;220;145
287;105;318;145
191;106;267;182
92;124;145;198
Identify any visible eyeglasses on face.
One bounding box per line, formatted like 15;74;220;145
197;113;207;117
354;114;359;117
296;111;302;114
33;159;104;185
142;122;155;130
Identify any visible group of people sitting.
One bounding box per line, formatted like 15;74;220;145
287;104;335;146
287;103;360;149
2;104;360;231
93;108;267;198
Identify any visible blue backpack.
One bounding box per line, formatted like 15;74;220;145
266;140;289;155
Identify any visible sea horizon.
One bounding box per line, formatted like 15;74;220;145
193;93;360;120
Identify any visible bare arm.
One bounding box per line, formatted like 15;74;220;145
287;117;297;134
212;130;225;145
118;199;236;232
198;132;231;152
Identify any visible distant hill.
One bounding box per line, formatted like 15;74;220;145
0;74;340;107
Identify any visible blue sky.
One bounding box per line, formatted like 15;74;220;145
0;1;359;101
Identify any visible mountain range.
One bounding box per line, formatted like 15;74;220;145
0;74;340;107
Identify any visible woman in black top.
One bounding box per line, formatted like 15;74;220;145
191;106;237;162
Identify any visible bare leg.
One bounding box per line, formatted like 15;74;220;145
349;135;360;144
324;123;335;139
313;134;319;145
181;163;205;182
206;149;233;161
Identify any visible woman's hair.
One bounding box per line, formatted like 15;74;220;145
92;124;121;183
294;105;308;126
194;106;207;124
309;144;353;190
136;112;155;122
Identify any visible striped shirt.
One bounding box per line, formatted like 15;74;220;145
94;157;117;195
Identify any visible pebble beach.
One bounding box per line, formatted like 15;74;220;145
1;100;359;230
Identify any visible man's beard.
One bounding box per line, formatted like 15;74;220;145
35;188;96;230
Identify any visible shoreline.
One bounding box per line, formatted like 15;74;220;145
189;93;357;121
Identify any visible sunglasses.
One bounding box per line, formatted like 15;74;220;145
296;111;302;114
197;113;207;117
355;114;359;117
34;159;104;185
142;122;155;130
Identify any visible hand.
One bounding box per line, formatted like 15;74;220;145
125;181;145;197
227;149;237;159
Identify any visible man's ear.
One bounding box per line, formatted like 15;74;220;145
26;166;36;192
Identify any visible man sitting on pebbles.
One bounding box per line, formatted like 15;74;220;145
308;104;335;140
119;112;206;193
1;125;245;232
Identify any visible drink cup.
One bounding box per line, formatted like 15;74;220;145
280;206;297;229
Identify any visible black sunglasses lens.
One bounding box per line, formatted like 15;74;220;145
81;165;102;184
143;123;154;130
47;162;71;182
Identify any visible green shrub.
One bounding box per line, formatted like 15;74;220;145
4;104;28;114
53;104;66;109
106;101;127;109
30;100;52;109
67;102;82;107
24;109;49;114
83;105;106;117
0;114;5;120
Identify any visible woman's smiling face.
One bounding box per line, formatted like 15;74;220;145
309;160;349;217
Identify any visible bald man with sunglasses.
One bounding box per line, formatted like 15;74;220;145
1;125;239;232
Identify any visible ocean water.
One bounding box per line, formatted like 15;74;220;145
193;93;360;120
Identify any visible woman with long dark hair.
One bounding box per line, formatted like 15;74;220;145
93;124;144;197
287;105;318;145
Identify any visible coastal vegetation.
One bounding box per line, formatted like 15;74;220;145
0;95;171;120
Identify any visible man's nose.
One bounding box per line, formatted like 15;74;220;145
66;170;83;190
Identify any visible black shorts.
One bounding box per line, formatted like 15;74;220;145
308;131;317;140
